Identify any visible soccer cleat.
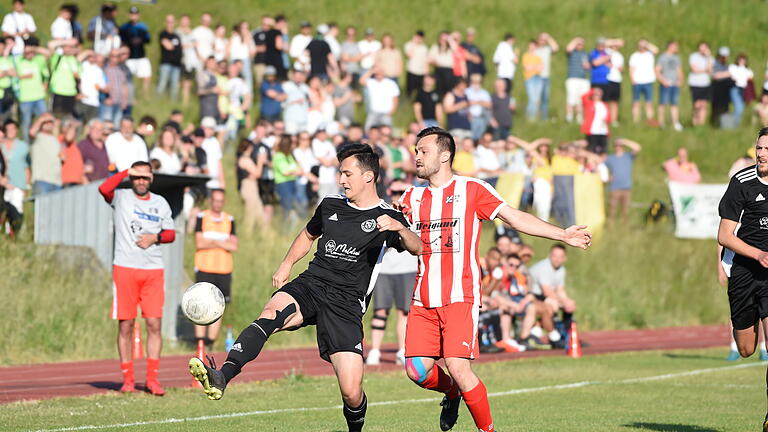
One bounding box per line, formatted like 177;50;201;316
495;340;526;353
726;350;740;361
439;395;462;431
550;339;567;350
365;349;381;366
763;412;768;432
189;355;227;400
479;343;504;354
120;380;135;393
145;379;165;396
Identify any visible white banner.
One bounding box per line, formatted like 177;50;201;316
668;181;728;239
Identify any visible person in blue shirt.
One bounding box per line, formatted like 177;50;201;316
260;65;286;122
589;37;611;90
604;138;641;225
119;7;151;95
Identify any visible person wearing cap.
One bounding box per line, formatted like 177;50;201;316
711;46;732;126
2;0;36;56
119;7;151;95
358;27;381;75
688;42;713;126
289;21;312;71
404;30;428;98
260;65;285;122
157;15;182;100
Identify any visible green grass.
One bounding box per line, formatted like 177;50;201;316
4;0;763;362
3;348;767;431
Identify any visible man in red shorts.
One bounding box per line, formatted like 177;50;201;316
400;127;591;431
98;161;176;395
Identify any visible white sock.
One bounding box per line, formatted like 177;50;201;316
548;330;562;342
761;346;767;353
730;341;738;351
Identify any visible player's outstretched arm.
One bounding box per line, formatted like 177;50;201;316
272;228;320;288
496;205;592;250
376;214;423;255
718;218;768;268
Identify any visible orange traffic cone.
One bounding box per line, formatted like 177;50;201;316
192;339;205;387
567;322;582;358
132;321;144;360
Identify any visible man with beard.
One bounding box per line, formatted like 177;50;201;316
718;127;768;431
98;161;175;396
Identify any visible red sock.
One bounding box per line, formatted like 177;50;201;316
462;380;494;432
120;362;134;383
146;358;160;382
419;365;460;400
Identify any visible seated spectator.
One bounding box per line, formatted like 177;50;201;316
60;118;86;186
663;147;701;183
754;93;768;127
475;132;502;187
413;74;441;129
105;116;148;171
452;136;476;177
29;113;63;195
78;119;110;182
529;244;573;348
360;66;399;130
581;86;610;154
149;128;183;174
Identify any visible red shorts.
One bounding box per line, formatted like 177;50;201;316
111;265;165;320
404;302;480;359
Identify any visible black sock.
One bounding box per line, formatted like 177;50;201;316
563;312;574;333
343;393;367;432
220;322;270;383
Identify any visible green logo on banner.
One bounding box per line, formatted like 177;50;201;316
680;196;695;214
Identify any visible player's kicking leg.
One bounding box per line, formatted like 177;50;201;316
330;352;368;432
189;291;304;399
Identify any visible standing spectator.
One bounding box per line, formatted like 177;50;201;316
102;49;129;125
689;42;713;126
305;26;336;80
259;65;285;122
448;31;468;81
251;15;272;89
663;147;701;184
275;16;291;76
628;39;658;125
29;114;63;195
149;128;182;174
105;117;148;171
97;161;175;396
201;116;225;189
729;53;753;125
374;33;402;84
492;33;517;95
522;40;544;121
264;16;287;81
282;69;309;134
711;47;732;127
535;32;559;120
312;129;339;199
47;40;84;119
50;5;74;45
192;13;215;66
475;132;502;186
211;25;227;62
197;56;220;122
604;138;641;225
0;38;14;122
332;71;355;126
289;21;312;71
656;40;684;131
119;7;151;95
581;87;611;154
360;66;399;130
157;15;182;100
429;31;454;96
404;30;428;98
323;22;341;61
589;37;611;91
60;118;86;186
466;74;491;140
603;39;625;126
78;51;105;123
443;78;471;138
177;15;197;105
292;131;317;208
490;78;515;139
117;46;135;118
224;61;250;140
194;189;238;350
3;0;36;56
272;134;303;220
565;37;591;123
413;74;441;129
340;26;362;85
462;27;485;78
235;138;264;233
88;2;119;56
228;21;256;97
358;27;381;75
17;38;49;142
78;119;110;181
1;120;29;216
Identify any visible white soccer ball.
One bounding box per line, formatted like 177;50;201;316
182;282;226;325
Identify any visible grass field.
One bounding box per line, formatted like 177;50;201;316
4;0;764;363
4;348;767;431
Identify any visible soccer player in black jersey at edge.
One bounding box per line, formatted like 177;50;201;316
718;127;768;432
189;143;422;432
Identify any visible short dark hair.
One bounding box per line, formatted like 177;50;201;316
416;126;456;165
508;253;522;261
758;127;768;140
209;188;225;198
131;160;152;171
337;143;379;182
551;243;567;252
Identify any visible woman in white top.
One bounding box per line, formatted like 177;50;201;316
292;132;319;208
729;53;754;123
429;32;454;96
212;24;228;62
227;21;256;96
306;75;328;134
149;128;182;174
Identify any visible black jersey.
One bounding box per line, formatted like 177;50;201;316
301;195;409;298
719;165;768;262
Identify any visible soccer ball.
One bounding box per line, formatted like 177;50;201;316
182;282;226;325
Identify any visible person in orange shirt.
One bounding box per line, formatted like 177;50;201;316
60;119;87;186
194;188;238;349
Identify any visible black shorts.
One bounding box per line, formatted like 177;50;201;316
196;271;232;303
277;275;366;362
52;94;76;116
257;179;277;206
728;260;768;330
603;81;621;102
690;85;712;102
372;272;415;312
586;134;608;155
181;67;195;80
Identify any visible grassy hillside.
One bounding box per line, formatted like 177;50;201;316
4;0;761;363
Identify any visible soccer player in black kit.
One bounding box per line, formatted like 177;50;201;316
718;127;768;431
189;143;422;432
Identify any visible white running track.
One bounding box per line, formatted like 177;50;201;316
28;361;766;432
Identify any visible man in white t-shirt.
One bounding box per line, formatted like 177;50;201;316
474;134;502;186
105;117;149;171
360;66;399;130
688;42;713;126
289;21;312;71
628;39;659;124
50;5;73;46
311;129;339;199
2;0;36;55
78;53;106;123
201;116;224;189
192;13;214;68
357;28;381;74
492;33;517;95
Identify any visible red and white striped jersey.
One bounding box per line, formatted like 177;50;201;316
401;176;506;308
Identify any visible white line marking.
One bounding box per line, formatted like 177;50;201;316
26;361;766;432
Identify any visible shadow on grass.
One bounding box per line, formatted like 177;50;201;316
87;381;121;391
622;422;721;432
662;353;727;361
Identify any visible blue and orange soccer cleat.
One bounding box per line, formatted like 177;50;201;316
189;355;227;400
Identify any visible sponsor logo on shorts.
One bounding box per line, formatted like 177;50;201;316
360;219;376;232
355;342;363;351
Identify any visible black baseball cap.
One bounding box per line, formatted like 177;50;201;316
193;127;205;137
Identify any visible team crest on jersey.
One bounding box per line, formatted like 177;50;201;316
445;194;460;204
325;239;337;253
761;217;768;229
361;219;376;232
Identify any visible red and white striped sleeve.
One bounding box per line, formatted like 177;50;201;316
471;179;507;221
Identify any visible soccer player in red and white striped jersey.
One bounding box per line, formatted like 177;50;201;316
401;127;591;432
